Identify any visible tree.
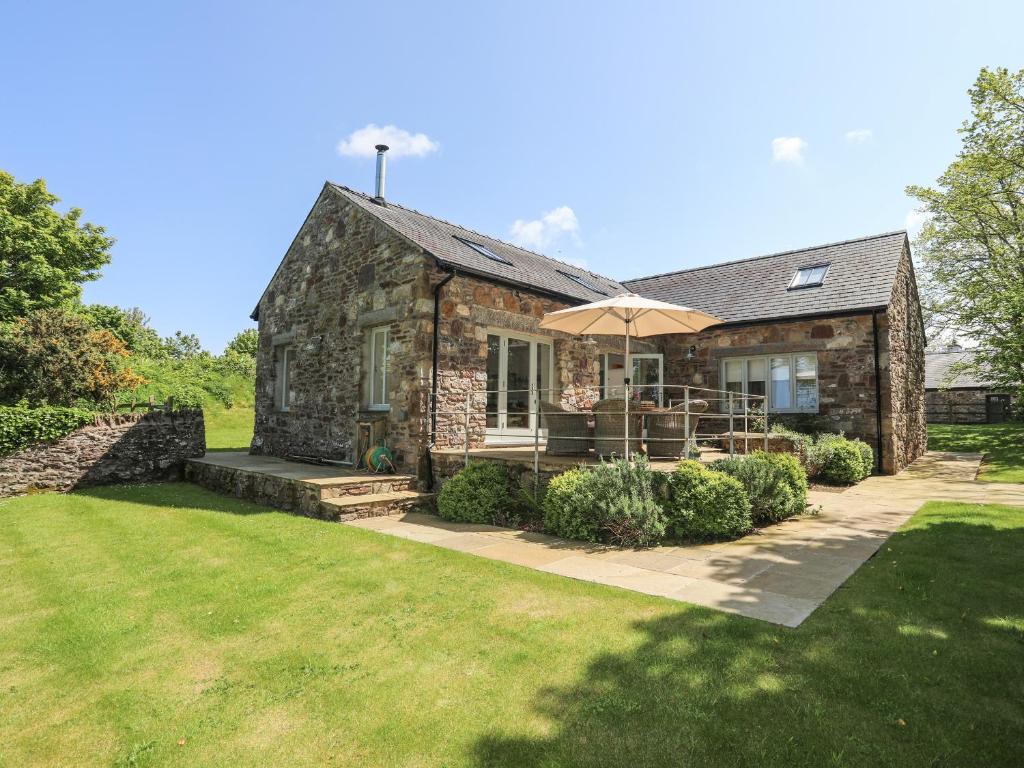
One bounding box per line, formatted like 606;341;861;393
163;331;204;360
907;67;1024;398
78;303;166;358
0;171;114;322
225;328;259;358
0;308;145;408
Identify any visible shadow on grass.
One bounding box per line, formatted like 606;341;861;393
70;482;282;517
927;423;1024;481
472;512;1024;767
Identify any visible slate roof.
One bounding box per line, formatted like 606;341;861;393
925;350;992;389
621;231;909;324
330;185;626;302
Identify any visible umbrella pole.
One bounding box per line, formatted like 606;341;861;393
624;316;630;462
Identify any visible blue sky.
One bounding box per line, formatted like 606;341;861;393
3;1;1022;352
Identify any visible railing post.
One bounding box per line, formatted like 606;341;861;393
743;395;749;454
683;385;691;459
763;396;769;453
533;383;540;498
728;391;735;457
463;391;471;467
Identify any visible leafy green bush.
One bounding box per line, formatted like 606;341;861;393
710;452;805;524
855;440;875;477
664;460;751;541
810;436;868;484
543;458;666;547
756;450;808;513
438;462;519;525
0;405;95;456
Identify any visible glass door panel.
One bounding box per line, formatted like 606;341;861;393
486;334;501;428
771;357;792;409
631;355;663;405
536;342;552;403
506;337;531;429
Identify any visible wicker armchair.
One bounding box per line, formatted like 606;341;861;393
646;399;708;459
539;400;592;455
592;398;643;458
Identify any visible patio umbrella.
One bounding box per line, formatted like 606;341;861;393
539;293;722;459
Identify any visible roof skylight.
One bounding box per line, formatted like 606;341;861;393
557;269;608;295
453;236;513;266
789;263;830;289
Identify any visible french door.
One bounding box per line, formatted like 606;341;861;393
485;332;553;442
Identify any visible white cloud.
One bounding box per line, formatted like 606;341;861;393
336;123;439;159
771;136;807;163
509;206;581;252
905;208;933;237
845;128;873;143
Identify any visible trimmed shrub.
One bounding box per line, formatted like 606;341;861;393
0;405;95;456
543;458;666;547
542;468;598;541
437;461;519;525
665;460;752;541
710;452;805;524
756;450;808;513
808;434;873;484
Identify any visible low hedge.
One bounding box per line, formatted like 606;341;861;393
711;451;808;524
664;460;752;540
437;461;521;526
0;405;96;457
542;458;665;547
809;434;874;484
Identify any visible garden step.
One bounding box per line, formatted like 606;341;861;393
319;490;434;521
317;474;418;499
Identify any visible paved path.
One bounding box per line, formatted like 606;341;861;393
345;452;1024;627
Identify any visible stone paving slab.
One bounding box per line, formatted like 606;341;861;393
344;451;1024;627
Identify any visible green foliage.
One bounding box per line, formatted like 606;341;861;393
0;308;144;408
0;404;94;456
710;452;805;524
78;304;165;357
162;331;204;360
128;355;253;410
0;171;114;322
542;468;599;541
664;460;752;541
543;458;666;547
906;67;1024;398
809;434;873;485
225;328;259;358
438;461;519;525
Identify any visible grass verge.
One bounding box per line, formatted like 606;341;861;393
927;422;1024;482
1;485;1021;766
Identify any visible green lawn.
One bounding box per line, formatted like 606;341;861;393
1;486;1022;767
928;422;1024;482
204;406;254;452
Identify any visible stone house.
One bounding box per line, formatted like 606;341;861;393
925;347;1015;423
250;179;926;477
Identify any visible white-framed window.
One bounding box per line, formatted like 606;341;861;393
369;326;390;409
721;352;818;413
789;263;830;289
275;346;294;411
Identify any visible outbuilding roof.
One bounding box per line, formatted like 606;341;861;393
621;231;909;324
925;349;993;389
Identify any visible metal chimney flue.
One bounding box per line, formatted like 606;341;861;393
373;144;389;203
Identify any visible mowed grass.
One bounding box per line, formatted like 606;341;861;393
928;422;1024;482
203;406;254;452
1;486;1022;767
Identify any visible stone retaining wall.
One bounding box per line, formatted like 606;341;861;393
0;410;205;496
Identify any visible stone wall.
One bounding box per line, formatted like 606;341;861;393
432;271;656;449
925;388;989;423
658;313;882;449
252;185;435;472
0;410;205;496
883;246;928;472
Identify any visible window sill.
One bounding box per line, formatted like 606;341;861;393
365;405;391;413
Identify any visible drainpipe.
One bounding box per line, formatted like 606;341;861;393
871;310;884;473
425;269;456;489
